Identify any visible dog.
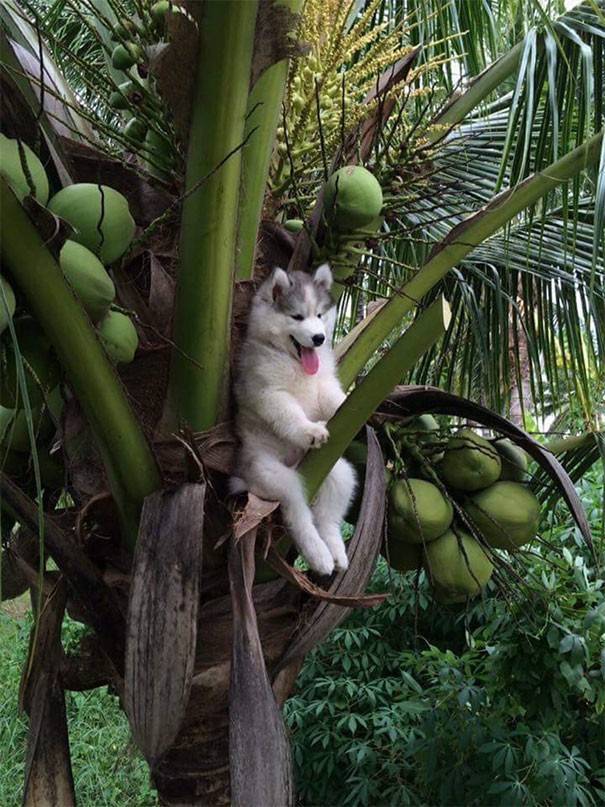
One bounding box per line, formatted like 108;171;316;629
232;264;356;576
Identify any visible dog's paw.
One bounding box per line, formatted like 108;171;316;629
306;543;335;576
304;421;329;448
332;544;349;573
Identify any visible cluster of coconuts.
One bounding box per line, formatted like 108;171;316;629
284;165;383;284
381;416;540;602
0;134;140;470
107;2;177;178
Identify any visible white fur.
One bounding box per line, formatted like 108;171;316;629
232;265;356;575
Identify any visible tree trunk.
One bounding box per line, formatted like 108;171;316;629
149;580;302;805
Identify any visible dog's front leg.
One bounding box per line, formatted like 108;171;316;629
319;378;347;421
255;391;329;449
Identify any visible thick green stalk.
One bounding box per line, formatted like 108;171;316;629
0;180;160;547
236;0;304;280
168;0;259;430
431;41;524;136
339;130;604;388
300;298;451;499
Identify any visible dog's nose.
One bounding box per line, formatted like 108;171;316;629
312;334;325;346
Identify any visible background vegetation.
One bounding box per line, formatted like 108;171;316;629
2;466;602;806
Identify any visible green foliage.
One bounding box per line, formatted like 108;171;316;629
0;609;158;806
285;469;605;806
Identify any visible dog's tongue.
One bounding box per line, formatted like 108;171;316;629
300;346;319;375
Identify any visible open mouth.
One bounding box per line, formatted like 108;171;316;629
289;336;320;375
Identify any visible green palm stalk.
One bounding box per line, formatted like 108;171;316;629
236;0;304;281
168;0;259;431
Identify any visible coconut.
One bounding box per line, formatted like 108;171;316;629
382;533;423;572
0;134;49;204
59;240;116;321
124;117;148;145
425;529;493;596
0;404;54;452
109;80;136;110
0;275;16;336
111;42;143;70
0;318;61;409
48;184;135;265
98;311;139;364
494;438;529;482
438;428;501;491
464;481;540;550
284;219;304;233
389;478;453;544
325;166;383;231
151;0;172;25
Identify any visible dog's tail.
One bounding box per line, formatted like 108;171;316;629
228;476;248;495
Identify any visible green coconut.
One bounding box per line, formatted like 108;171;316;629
98;311;139;364
0;318;61;409
109;80;136;110
284;219;304;233
438;428;501;492
388;478;453;544
464;481;540;551
151;0;172;25
111;42;143;70
48;184;135;265
494;438;529;482
425;529;493;597
59;240;116;321
325;165;383;231
0;275;16;336
0;404;54;453
124;117;148;145
0;133;49;204
382;533;423;572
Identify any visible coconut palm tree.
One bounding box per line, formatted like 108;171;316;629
0;0;603;803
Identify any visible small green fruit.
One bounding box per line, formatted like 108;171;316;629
494;438;529;482
425;529;493;597
0;134;49;204
389;478;453;544
464;481;540;551
284;219;304;233
98;310;139;364
124;117;148;145
109;80;136;109
325;165;383;231
0;276;16;336
48;184;135;264
111;42;143;70
0;318;61;409
438;429;501;492
0;404;54;452
150;1;172;25
59;240;116;321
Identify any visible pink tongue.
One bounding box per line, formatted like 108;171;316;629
300;346;319;375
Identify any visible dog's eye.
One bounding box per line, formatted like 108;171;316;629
291;314;304;321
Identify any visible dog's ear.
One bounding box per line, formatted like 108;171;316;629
313;263;333;290
259;267;291;302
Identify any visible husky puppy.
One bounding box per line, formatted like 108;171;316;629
232;264;356;576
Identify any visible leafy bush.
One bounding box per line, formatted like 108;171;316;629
285;469;605;806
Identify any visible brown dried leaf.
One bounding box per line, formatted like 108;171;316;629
251;0;307;89
228;532;294;807
20;580;76;807
125;483;206;765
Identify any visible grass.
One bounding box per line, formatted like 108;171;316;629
0;602;158;806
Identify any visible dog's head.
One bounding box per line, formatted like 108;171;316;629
249;264;335;375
